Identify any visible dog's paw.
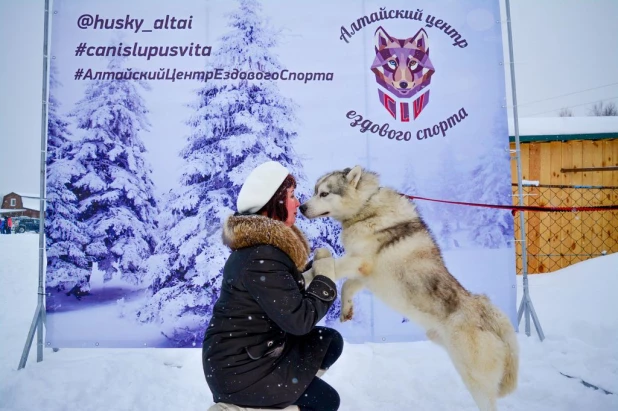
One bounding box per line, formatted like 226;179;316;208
340;305;354;322
301;268;315;287
312;257;336;281
314;247;332;261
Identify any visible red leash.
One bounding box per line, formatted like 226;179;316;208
402;194;618;213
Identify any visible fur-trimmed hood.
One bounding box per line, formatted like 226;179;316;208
222;214;310;270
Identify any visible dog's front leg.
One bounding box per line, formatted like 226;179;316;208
340;278;365;322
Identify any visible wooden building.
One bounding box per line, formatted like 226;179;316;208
0;192;41;218
508;117;618;274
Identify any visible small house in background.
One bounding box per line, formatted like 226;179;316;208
508;116;618;274
0;192;41;218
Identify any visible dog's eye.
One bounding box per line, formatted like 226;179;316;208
388;60;397;68
320;192;329;198
409;60;418;69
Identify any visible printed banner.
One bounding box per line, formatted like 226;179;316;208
45;0;516;347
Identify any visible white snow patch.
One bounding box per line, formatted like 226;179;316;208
1;235;617;410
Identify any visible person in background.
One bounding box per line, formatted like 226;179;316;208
204;161;343;411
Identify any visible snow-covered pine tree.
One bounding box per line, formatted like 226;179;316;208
465;122;514;248
430;147;469;249
68;52;159;286
399;161;438;235
47;62;70;161
45;61;92;295
399;162;430;220
139;0;342;344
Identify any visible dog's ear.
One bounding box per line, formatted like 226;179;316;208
345;165;363;188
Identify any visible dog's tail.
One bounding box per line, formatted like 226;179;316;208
497;313;519;397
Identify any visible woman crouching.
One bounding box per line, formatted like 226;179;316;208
204;161;343;411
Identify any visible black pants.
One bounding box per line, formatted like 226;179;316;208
293;328;343;411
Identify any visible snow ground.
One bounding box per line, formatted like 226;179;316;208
1;234;616;410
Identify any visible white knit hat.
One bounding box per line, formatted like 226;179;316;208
237;161;290;214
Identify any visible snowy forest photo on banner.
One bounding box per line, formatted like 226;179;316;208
45;0;516;348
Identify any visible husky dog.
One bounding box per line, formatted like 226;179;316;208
300;166;519;411
371;26;435;121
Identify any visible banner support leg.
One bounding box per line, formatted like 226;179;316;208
18;0;51;370
504;0;544;341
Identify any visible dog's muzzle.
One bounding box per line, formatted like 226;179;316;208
299;204;308;215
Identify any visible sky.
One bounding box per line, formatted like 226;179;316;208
0;0;617;197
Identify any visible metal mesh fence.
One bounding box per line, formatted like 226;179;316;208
512;184;618;274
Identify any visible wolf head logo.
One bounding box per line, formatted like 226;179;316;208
371;26;435;122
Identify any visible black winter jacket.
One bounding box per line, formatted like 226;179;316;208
202;214;338;408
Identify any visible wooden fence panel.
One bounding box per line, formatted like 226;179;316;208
509;138;618;273
527;143;541;272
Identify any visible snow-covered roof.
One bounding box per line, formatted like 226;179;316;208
15;192;41;199
1;192;42;211
508;116;618;136
21;198;40;211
